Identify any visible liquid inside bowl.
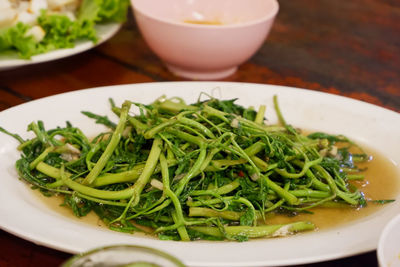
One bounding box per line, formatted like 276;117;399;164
133;0;279;26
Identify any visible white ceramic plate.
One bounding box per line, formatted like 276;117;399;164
0;23;121;71
0;82;399;267
378;213;400;267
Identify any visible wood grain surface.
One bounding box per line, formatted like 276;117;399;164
0;0;399;266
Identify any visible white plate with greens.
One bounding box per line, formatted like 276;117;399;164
0;82;399;267
0;22;120;71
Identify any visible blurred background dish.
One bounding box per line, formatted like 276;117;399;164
131;0;279;80
0;23;121;71
0;0;130;71
62;245;186;267
377;213;400;267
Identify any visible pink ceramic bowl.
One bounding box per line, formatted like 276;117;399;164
131;0;279;80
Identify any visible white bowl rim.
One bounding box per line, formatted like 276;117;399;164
130;0;279;29
377;213;400;267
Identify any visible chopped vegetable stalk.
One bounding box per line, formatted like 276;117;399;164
190;221;315;239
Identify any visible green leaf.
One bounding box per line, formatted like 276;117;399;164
239;208;255;226
0;23;38;59
78;0;130;23
38;11;98;51
81;111;117;129
371;199;395;205
0;0;129;58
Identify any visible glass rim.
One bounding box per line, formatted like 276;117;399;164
62;244;186;267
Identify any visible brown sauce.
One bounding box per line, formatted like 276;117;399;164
34;193;105;227
183;20;223;25
34;192;157;239
265;145;400;230
33;144;400;236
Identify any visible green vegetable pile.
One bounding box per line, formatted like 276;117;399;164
0;0;129;59
1;95;372;241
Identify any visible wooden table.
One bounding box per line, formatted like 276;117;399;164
0;1;398;266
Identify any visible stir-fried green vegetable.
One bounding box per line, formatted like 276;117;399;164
1;95;374;241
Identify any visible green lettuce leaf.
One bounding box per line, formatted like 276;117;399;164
78;0;130;22
37;11;98;52
0;23;38;59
